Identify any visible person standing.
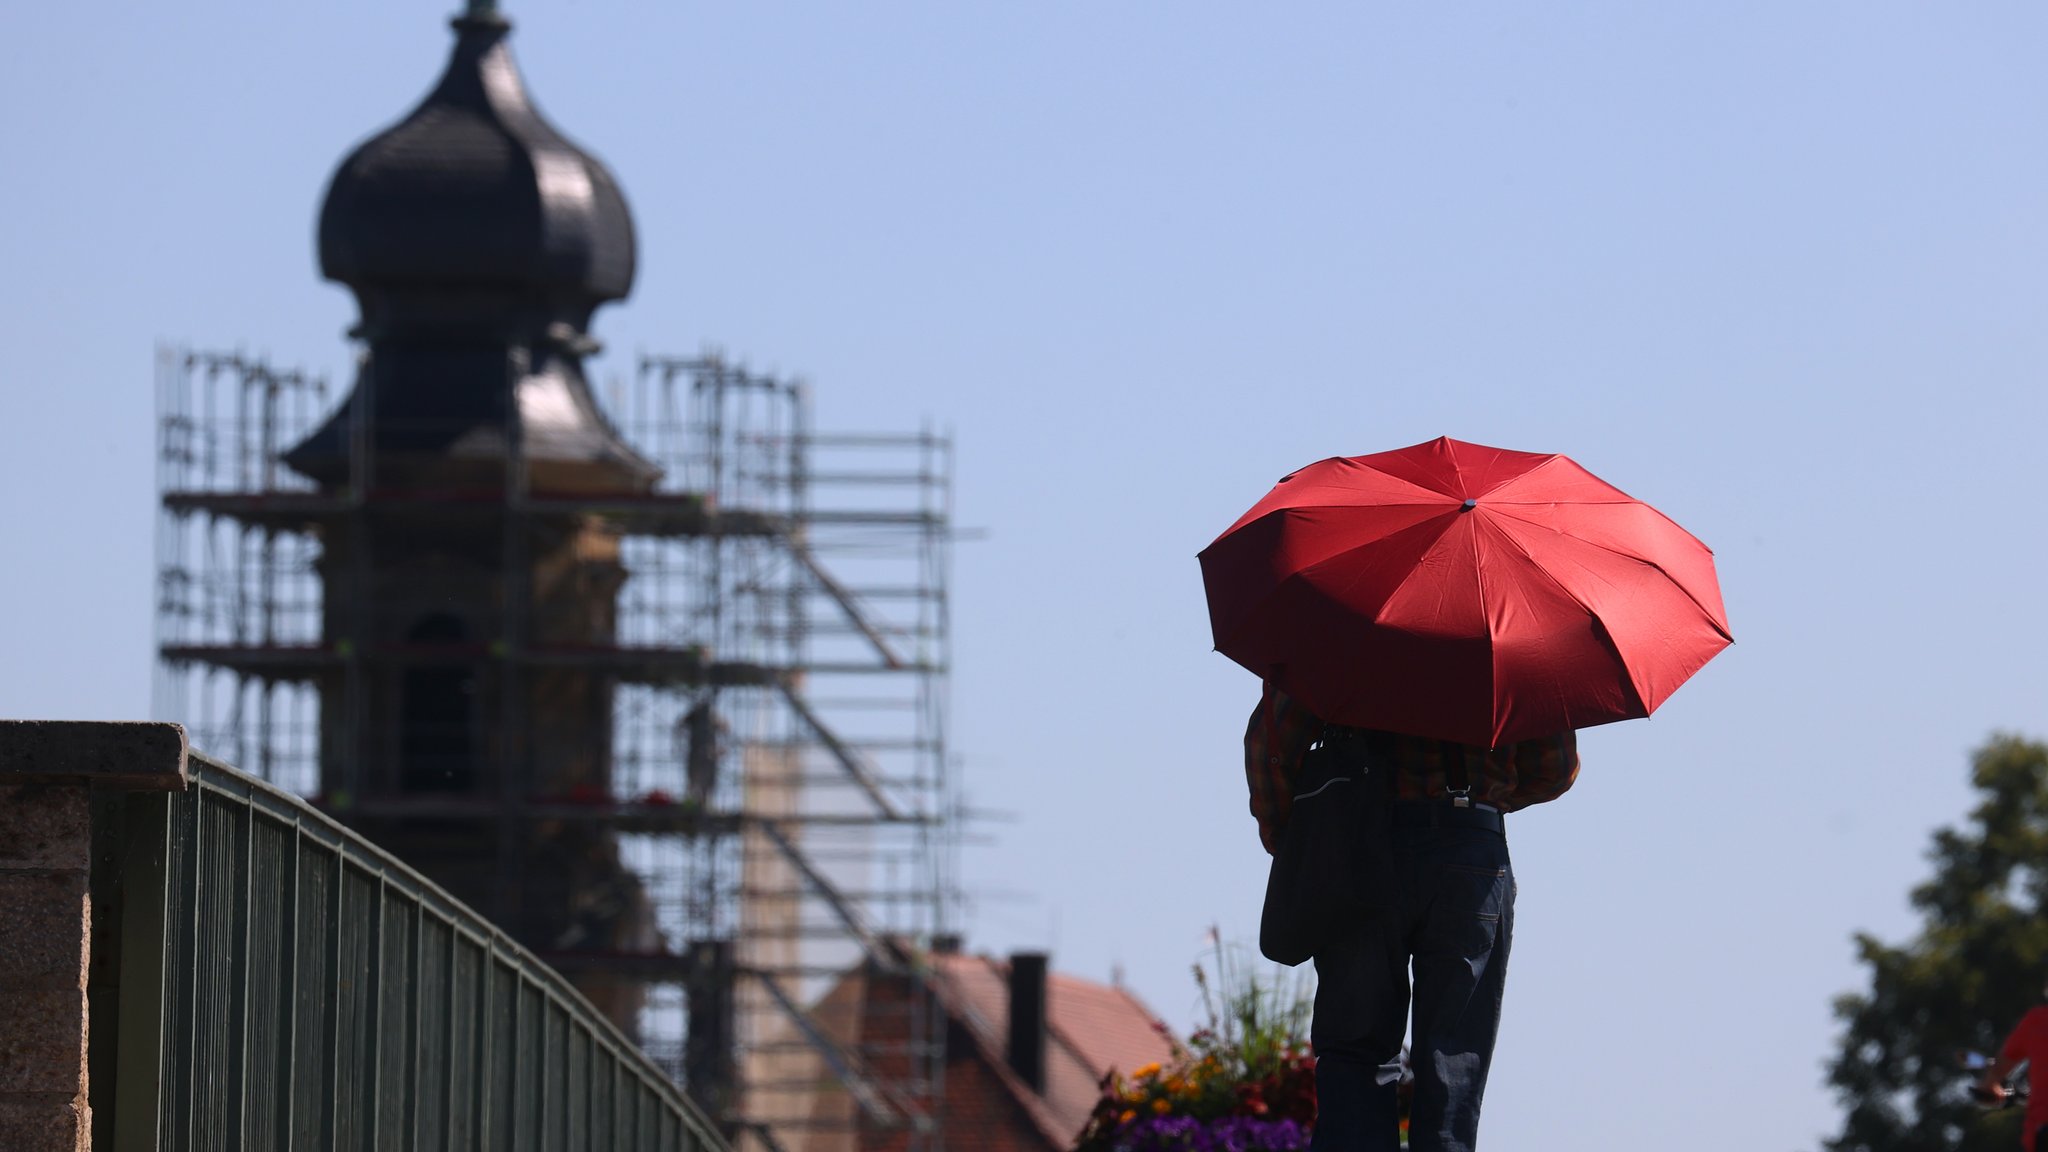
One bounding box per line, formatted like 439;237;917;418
678;694;725;807
1248;682;1578;1151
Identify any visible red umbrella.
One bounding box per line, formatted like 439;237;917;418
1199;436;1731;747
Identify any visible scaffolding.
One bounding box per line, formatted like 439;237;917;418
155;344;959;1152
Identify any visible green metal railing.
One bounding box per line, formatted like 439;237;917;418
107;751;729;1152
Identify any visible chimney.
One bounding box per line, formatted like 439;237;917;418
1007;951;1049;1094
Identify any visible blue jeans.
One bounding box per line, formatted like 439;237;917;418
1309;821;1514;1152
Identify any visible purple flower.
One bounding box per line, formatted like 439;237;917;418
1110;1116;1309;1152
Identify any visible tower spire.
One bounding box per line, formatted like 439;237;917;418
458;0;506;27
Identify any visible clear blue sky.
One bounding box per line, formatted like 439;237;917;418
6;3;2048;1147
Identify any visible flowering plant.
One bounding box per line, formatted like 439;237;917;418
1073;934;1319;1152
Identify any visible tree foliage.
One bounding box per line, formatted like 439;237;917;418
1826;735;2048;1152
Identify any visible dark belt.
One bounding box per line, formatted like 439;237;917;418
1390;801;1504;833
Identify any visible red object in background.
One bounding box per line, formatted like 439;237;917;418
1199;436;1732;748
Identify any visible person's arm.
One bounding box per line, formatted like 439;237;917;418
1503;728;1580;811
1245;683;1320;855
1978;1056;2020;1101
1981;1009;2042;1100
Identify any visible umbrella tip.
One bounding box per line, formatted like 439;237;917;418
1461;498;1478;512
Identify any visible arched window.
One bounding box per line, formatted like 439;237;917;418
400;613;476;792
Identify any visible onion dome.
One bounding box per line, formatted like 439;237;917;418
285;3;657;494
317;2;635;322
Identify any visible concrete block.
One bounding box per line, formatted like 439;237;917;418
0;722;187;791
0;1094;88;1152
0;987;87;1095
0;870;88;988
0;786;90;871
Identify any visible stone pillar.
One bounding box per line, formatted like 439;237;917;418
0;722;187;1152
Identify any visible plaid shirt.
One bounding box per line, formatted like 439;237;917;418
1245;682;1580;854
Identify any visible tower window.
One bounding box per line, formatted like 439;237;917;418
400;613;476;792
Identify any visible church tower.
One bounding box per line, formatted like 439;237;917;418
290;0;658;1028
156;4;961;1143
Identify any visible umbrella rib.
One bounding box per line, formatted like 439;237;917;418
1472;515;1655;718
1203;499;1454;556
1475;513;1610;623
1340;458;1466;503
1466;517;1503;745
1274;500;1451;515
1440;440;1562;499
1480;504;1733;642
1320;515;1459;628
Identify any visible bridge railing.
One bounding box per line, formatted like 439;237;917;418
107;748;729;1152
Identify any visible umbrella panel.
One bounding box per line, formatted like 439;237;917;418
1202;504;1457;654
1485;512;1731;717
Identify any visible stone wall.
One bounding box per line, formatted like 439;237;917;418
0;722;187;1152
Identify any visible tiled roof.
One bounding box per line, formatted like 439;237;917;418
931;953;1179;1145
763;950;1183;1151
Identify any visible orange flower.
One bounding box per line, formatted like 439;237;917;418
1150;1098;1171;1115
1132;1062;1162;1080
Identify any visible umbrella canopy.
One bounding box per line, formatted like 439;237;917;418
1199;436;1731;747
